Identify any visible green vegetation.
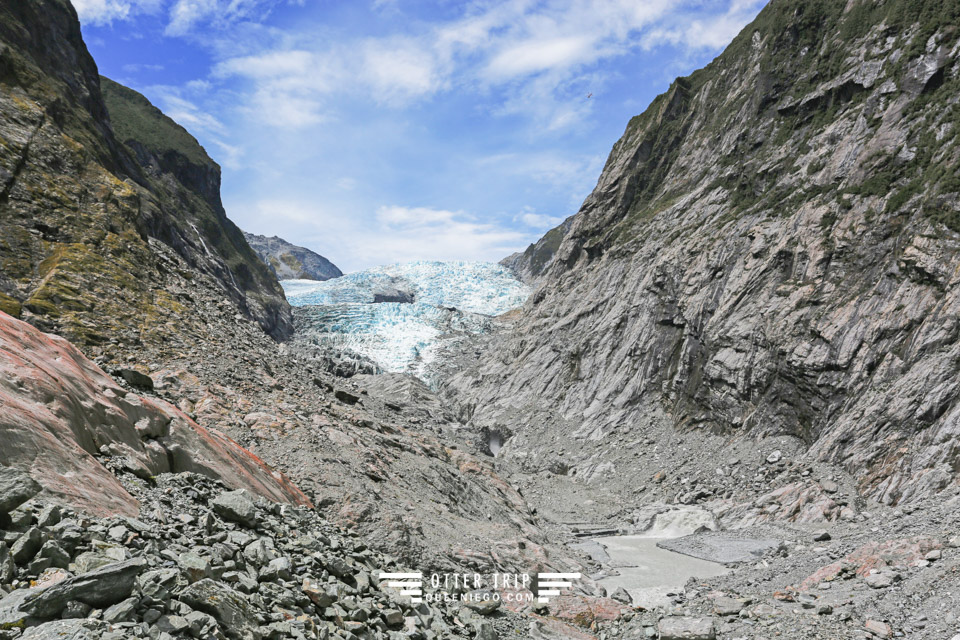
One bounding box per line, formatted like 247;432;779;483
0;292;21;318
100;77;212;167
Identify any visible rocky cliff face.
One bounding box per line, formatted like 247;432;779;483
500;216;573;283
0;0;291;347
242;232;343;281
448;0;960;510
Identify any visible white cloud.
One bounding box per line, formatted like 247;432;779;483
361;40;444;103
641;0;768;51
149;87;226;133
122;62;164;73
520;211;564;229
210;139;244;169
165;0;304;36
237;200;537;272
214;50;316;79
485;35;594;80
165;0;216;35
71;0;162;25
477;151;604;205
204;0;764;132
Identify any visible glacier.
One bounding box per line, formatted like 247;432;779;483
283;261;530;377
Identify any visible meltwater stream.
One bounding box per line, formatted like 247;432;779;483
283;261;530;378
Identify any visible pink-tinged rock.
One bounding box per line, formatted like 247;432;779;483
0;311;311;516
726;482;842;527
864;619;892;638
543;594;624;624
801;536;941;589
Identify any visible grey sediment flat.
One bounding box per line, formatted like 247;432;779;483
595;536;729;608
657;531;783;564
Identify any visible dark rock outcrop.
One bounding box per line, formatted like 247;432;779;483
0;0;292;348
242;232;342;281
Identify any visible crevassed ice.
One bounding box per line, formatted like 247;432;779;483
282;261;530;376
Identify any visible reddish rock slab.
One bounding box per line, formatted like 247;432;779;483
801;536;941;589
0;311;311;516
543;594;625;625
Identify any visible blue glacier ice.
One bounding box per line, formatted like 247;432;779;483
283;261;530;376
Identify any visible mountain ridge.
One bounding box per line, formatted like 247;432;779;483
0;0;291;352
242;231;343;281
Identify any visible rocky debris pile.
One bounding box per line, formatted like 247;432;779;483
105;271;569;577
0;470;518;640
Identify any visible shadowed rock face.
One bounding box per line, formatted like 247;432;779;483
449;0;960;507
0;0;291;346
0;310;310;515
243;232;343;281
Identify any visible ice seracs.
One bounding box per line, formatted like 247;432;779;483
283;261;530;377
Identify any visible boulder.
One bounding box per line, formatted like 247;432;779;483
19;619;106;639
302;578;336;608
0;587;45;630
0;468;42;514
116;368;154;390
212;490;259;527
382;609;404;627
22;558;146;618
102;597;138;623
11;527;42;566
0;543;14;583
335;389;361;406
712;596;744;616
864;570;898;589
610;586;632;605
474;620;497;640
181;578;261;640
178;552;212;583
657;617;716;640
820;480;839;494
864;620;892;638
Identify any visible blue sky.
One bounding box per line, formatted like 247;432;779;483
73;0;767;273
